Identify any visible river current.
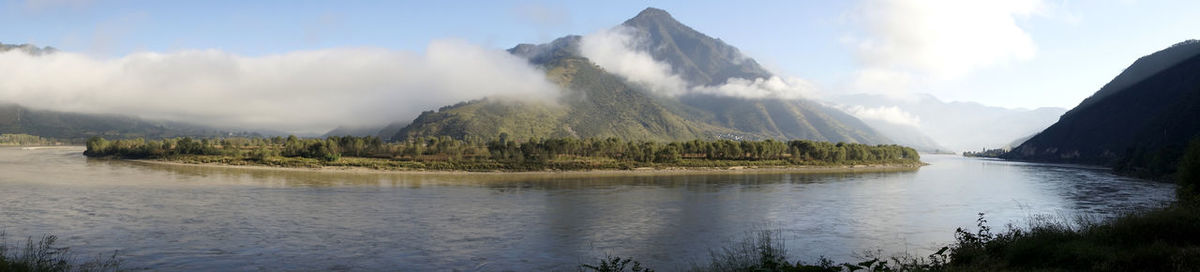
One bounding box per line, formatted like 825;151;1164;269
0;147;1175;271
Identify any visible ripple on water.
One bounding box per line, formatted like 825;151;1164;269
0;150;1177;270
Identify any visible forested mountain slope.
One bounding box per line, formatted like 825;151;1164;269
396;8;889;144
1004;40;1200;178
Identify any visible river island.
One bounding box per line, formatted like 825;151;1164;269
81;135;924;174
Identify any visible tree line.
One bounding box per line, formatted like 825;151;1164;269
84;133;920;166
963;148;1008;158
0;133;58;146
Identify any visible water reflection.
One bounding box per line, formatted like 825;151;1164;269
96;155;911;191
0;148;1176;271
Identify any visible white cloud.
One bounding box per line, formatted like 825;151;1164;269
579;27;819;100
693;76;820;100
0;40;560;134
838;105;922;127
579;27;691;96
848;0;1044;93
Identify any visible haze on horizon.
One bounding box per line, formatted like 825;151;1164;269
2;0;1198;140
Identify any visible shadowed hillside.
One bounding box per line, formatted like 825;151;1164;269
1004;40;1200;178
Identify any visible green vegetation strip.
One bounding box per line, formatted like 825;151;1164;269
82;135;921;172
0;134;61;146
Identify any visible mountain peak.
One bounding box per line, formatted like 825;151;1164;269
624;7;681;27
634;7;671;19
0;42;57;55
616;7;773;86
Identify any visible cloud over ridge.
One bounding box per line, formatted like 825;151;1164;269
579;26;820;100
0;40;560;134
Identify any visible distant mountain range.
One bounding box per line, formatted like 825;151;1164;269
832;94;1066;152
0;42;56;55
0;103;263;142
2;42;272;141
394;8;890;144
1004;40;1200;178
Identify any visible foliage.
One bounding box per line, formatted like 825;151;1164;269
0;134;58;146
689;230;794;272
0;232;120;272
579;256;654;272
585;230;944;272
83;135;921;172
944;208;1200;271
962;148;1007;158
585;205;1200;272
1177;137;1200;203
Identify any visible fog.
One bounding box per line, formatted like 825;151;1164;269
0;40;559;134
837;105;922;128
579;26;820;100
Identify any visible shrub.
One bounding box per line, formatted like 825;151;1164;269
0;232;120;272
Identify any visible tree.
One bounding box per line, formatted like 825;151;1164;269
1178;137;1200;203
84;136;110;156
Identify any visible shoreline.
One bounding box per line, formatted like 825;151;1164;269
126;158;928;177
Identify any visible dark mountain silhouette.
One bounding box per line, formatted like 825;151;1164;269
1003;40;1200;178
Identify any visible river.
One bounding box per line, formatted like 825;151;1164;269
0;147;1175;271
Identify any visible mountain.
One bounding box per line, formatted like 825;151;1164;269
396;8;889;144
832;94;1066;152
395;50;745;141
853;118;949;153
620;8;887;144
1066;40;1200;117
321;120;413;139
322;125;386;138
1003;40;1200;178
0;42;56;55
0;102;259;142
0;44;268;141
618;8;772;86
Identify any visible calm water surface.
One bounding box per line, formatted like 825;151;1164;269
0;147;1175;271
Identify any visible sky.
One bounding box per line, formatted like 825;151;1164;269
2;0;1199;132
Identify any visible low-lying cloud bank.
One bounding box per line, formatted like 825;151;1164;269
578;27;820;100
0;40;560;134
837;105;922;127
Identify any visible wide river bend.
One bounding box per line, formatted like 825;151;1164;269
0;147;1175;271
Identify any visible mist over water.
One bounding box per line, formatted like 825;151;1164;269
0;148;1174;270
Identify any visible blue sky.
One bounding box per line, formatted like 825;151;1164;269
3;0;1199;111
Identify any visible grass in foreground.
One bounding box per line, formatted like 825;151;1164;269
946;206;1200;271
582;206;1200;272
0;233;120;272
